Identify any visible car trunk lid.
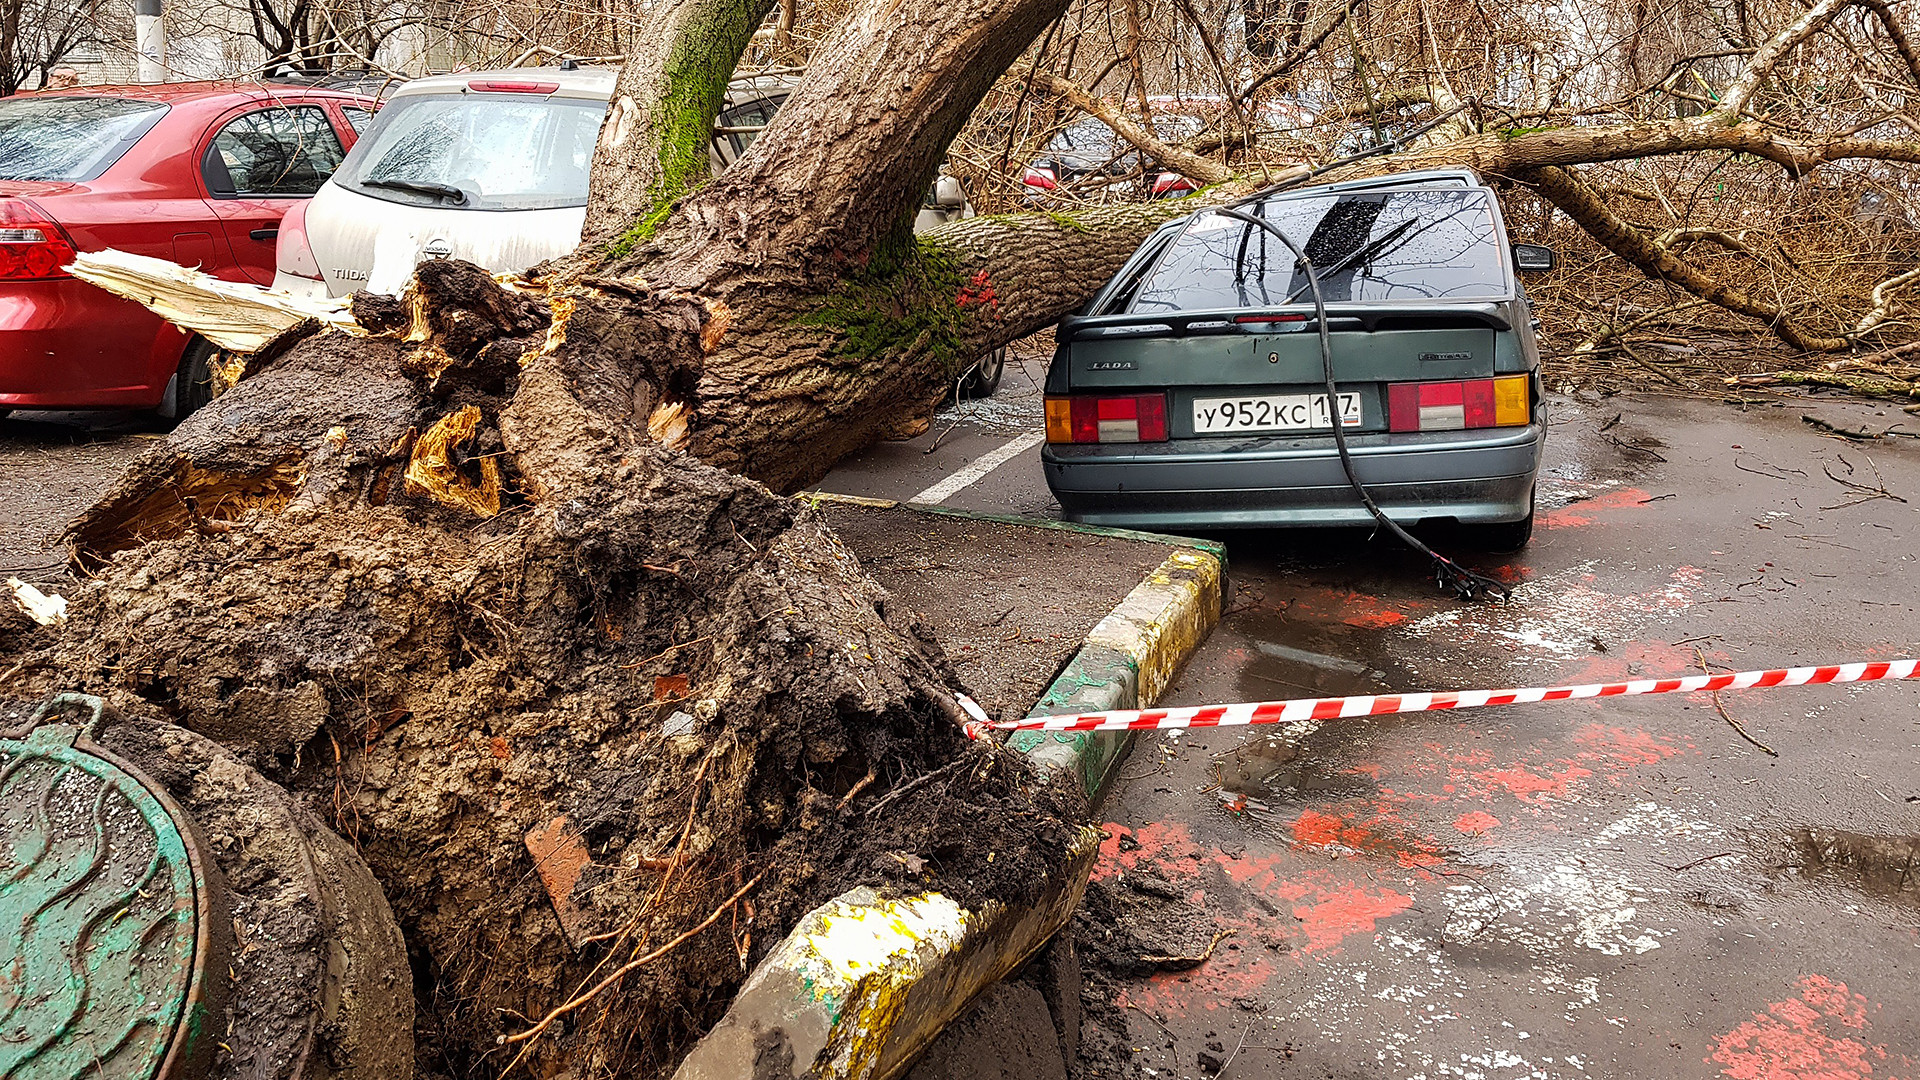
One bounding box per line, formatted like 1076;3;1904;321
1061;308;1504;438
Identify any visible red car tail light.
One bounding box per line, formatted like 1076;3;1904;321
0;199;77;281
1046;394;1168;444
1233;314;1307;324
1152;171;1196;196
1389;375;1531;433
468;80;560;94
1022;166;1057;190
274;200;324;282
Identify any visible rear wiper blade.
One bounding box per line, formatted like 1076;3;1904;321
362;178;467;204
1281;219;1417;305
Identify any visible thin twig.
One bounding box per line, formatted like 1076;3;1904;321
864;755;973;817
1820;453;1906;509
501;869;769;1057
1607;433;1669;461
1733;456;1804;480
1656;850;1740;871
1127;1002;1178;1042
1218;1022;1255;1074
1696;648;1778;757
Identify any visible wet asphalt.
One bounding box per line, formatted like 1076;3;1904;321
8;367;1918;1080
821;375;1920;1080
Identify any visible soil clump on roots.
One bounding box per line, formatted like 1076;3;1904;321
0;260;1087;1080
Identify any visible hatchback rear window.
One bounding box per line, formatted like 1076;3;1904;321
1130;188;1508;311
335;93;606;211
0;96;167;182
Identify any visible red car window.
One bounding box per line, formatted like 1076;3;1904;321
202;105;346;197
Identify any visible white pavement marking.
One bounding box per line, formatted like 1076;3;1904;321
910;429;1046;505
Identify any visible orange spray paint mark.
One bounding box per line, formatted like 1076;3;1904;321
1292;885;1413;953
1709;975;1913;1080
1453;811;1500;834
1542;487;1653;529
1289;808;1443;868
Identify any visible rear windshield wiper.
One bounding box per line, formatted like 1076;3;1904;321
361;178;468;204
1281;219;1417;305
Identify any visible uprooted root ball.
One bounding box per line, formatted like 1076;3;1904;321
0;261;1086;1079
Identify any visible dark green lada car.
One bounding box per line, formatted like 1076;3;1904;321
1041;168;1551;550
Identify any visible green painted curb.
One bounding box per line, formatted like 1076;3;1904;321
1010;545;1223;803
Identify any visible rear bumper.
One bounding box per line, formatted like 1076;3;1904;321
269;272;332;301
1043;424;1544;529
1;278;174;409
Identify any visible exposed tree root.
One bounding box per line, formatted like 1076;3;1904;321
0;262;1087;1080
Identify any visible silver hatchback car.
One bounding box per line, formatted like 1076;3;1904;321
1042;169;1550;550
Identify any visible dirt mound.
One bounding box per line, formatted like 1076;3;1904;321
0;261;1086;1079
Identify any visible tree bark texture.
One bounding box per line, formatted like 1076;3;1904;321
581;0;778;242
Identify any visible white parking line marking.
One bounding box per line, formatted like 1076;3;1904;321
911;430;1046;505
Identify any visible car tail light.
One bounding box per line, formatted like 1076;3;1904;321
1152;171;1196;196
468;80;560;94
1233;314;1306;324
0;198;77;281
1388;375;1531;433
274;199;323;282
1022;166;1057;190
1045;394;1168;444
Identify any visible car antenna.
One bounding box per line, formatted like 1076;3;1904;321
1212;205;1513;604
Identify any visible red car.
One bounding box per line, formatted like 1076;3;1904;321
0;81;374;420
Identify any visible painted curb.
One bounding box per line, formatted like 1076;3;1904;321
669;496;1224;1080
801;490;1227;564
673;829;1101;1080
1009;545;1223;802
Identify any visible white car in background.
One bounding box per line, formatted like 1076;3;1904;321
274;64;1004;395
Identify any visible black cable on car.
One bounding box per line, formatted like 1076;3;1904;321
1211;206;1512;604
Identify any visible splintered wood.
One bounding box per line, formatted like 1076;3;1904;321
404;406;504;518
68;458;308;562
65;249;359;353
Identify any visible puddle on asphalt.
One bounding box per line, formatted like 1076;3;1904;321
1213;729;1305;796
1209;614;1402;803
1232;611;1398;697
1786;827;1920;902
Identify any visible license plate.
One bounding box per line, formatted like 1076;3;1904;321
1193;393;1362;433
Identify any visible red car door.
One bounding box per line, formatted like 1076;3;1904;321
198;99;354;284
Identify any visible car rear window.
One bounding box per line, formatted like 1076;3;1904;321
0;96;168;182
1130;188;1509;311
335;92;606;211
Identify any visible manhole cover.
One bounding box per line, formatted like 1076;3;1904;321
0;694;226;1080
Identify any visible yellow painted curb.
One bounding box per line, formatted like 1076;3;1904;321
672;828;1101;1080
678;500;1226;1080
1084;548;1223;707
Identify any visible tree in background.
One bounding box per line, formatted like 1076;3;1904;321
0;0;106;94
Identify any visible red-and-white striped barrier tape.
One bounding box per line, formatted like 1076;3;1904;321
962;658;1919;738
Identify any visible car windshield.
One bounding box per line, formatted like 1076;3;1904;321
1044;120;1121;171
1044;115;1201;172
1130;188;1508;310
0;96;168;182
336;93;606;211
